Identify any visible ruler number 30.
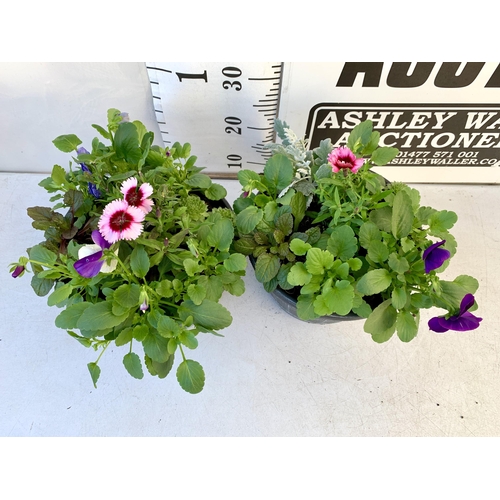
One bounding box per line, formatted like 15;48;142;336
222;66;242;91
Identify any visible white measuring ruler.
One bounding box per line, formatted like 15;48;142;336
146;62;283;176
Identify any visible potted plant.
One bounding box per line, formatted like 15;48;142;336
10;109;247;393
232;119;482;342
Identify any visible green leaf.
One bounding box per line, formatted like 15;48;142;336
31;275;55;297
289;238;312;256
186;173;212;189
205;183;227;201
401;237;415;253
359;222;381;249
115;327;134;346
156;315;181;338
123;352;144;379
287;262;312;286
29;245;58;265
77;301;129;331
204;275;225;302
396;311;419;342
145;354;175;379
47;283;73;306
179;331;199;350
352;298;372;318
434;276;479;310
347;120;373;151
255;253;281;283
179;300;232;331
67;330;92;348
237;169;261;187
236;206;263;234
453;275;479;294
306;248;334;275
91;123;111;139
327;226;358;261
388;253;410;274
143;331;171;363
113;283;141;308
290;191;306;229
410;293;433;309
275;213;293;236
55;302;92;329
233;235;257;255
51;164;67;186
263;154;294;191
392;190;414;239
319;280;354;316
207;217;234;251
367;241;389;264
187;284;206;305
223;275;245;296
52;134;82;152
369;207;393;232
114;122;142;164
296;294;320;321
133;324;150;342
87;362;101;388
223;253;247;272
176;359;205;394
130;246;150;278
371;147;399;166
391;287;407;309
356;269;392;295
429;210;458;236
364;299;398;336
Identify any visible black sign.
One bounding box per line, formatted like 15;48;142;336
305;103;500;167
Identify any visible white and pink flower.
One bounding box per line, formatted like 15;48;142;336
98;199;146;244
120;177;154;214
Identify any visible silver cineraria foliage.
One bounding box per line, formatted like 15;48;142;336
266;122;314;205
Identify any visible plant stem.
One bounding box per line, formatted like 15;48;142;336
95;341;110;364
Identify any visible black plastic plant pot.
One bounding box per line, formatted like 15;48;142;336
249;256;362;325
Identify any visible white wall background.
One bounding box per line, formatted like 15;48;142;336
0;62;161;173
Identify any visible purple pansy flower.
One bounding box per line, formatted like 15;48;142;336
11;265;25;278
77;146;91;172
428;293;482;333
74;230;117;278
77;147;100;198
423;240;450;273
88;182;101;198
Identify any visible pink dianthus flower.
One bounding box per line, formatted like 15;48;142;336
327;146;365;174
98;199;146;244
120;177;154;214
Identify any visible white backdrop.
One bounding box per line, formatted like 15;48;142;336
0;62;161;173
2;62;500;183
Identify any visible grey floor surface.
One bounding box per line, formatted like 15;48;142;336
1;173;499;437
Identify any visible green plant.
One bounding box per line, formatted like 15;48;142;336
232;119;481;342
11;109;247;393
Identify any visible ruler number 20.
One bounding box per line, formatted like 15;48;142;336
223;66;243;168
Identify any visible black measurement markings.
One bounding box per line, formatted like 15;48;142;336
246;64;283;164
146;70;170;142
